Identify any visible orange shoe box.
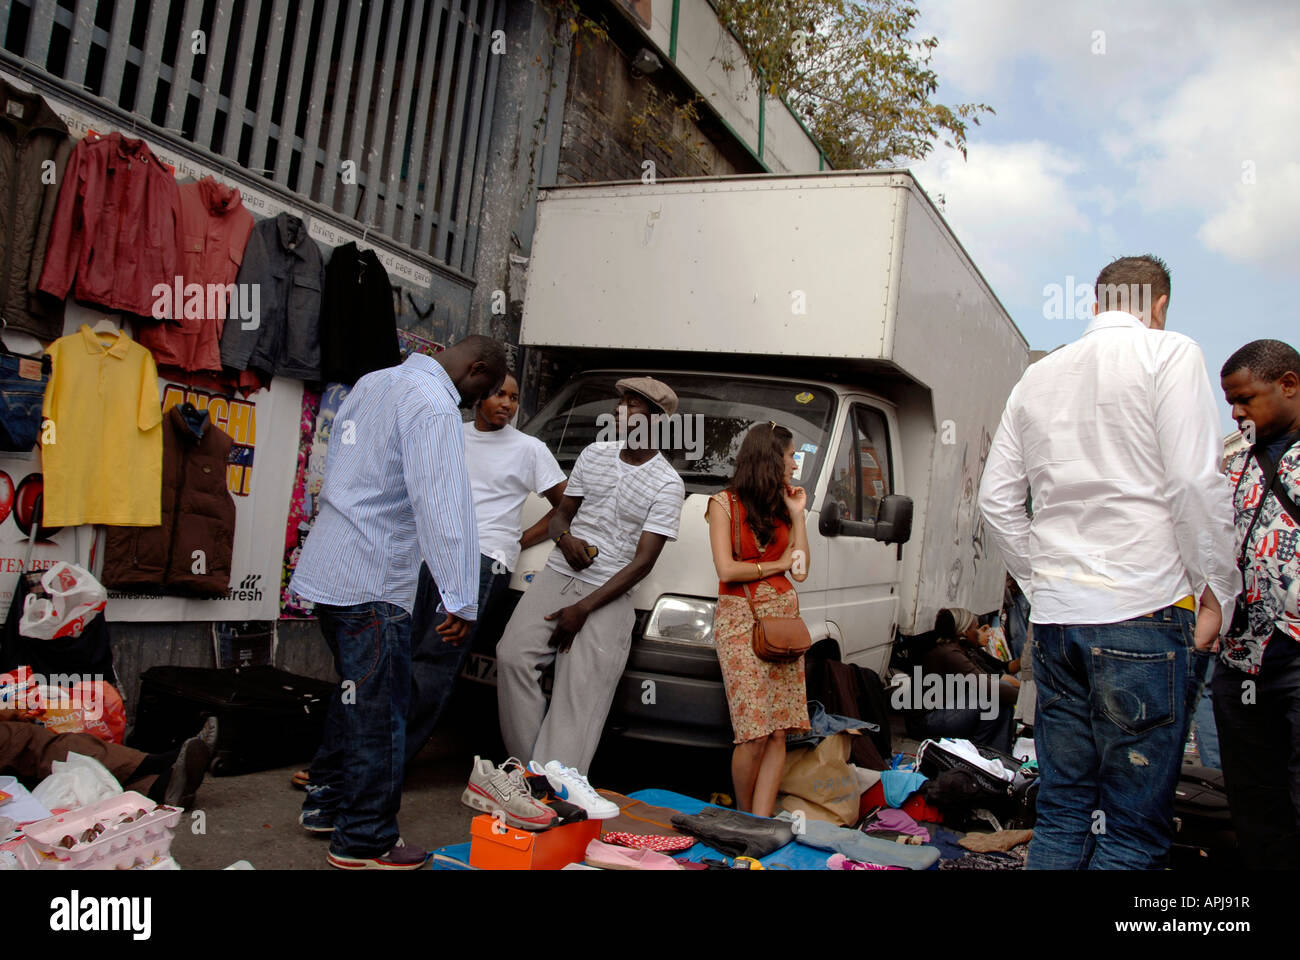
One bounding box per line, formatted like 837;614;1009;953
469;815;601;870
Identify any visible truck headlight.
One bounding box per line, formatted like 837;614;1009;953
643;596;717;645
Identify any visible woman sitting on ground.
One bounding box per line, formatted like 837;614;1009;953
921;607;1020;755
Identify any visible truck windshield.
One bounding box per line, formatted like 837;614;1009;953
521;373;835;497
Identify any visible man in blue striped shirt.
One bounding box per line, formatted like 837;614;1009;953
290;335;507;870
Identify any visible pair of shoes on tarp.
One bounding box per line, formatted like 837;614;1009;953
461;756;619;830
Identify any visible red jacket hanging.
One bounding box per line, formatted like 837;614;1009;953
37;132;182;319
138;177;254;372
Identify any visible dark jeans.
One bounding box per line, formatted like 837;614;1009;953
1212;642;1300;869
1005;588;1031;661
1027;605;1208;870
404;554;507;770
0;353;49;451
305;601;412;859
924;702;1015;756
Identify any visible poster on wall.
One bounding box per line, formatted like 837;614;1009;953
0;455;77;612
280;334;442;619
280;383;349;619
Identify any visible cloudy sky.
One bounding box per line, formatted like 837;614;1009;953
907;0;1298;433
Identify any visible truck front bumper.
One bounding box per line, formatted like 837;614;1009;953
460;591;733;749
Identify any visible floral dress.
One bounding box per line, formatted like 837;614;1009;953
708;491;811;744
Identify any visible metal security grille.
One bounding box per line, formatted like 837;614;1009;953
0;0;503;275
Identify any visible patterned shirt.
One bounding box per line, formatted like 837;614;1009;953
289;354;479;617
1221;438;1300;674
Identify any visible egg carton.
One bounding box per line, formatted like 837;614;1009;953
21;791;181;869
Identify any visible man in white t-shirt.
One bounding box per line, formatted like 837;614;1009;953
404;373;567;770
497;377;685;774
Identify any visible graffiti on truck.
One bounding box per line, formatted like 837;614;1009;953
948;424;993;600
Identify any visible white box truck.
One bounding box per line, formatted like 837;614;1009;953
462;170;1030;748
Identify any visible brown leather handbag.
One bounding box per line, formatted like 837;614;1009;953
728;491;811;664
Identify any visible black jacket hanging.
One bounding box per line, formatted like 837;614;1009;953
319;242;400;385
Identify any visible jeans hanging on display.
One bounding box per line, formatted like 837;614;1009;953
0;352;50;451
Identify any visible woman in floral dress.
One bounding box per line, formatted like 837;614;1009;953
705;422;811;816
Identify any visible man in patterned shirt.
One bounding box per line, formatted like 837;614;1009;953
497;378;684;775
1216;338;1300;868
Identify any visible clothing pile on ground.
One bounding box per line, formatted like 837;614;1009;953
437;718;1039;871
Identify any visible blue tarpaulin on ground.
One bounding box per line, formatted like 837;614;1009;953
429;788;834;870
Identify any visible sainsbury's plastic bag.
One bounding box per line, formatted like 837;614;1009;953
33;681;127;744
18;563;107;641
31;751;122;810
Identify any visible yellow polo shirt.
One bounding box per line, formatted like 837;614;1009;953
40;325;163;526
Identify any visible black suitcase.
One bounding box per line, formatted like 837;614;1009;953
1171;764;1238;869
129;665;335;776
917;738;1039;829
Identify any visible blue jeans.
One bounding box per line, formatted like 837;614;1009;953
1190;660;1221;769
0;353;49;451
1027;605;1209;870
404;554;507;769
304;601;412;858
786;816;941;869
1005;588;1031;661
786;700;878;746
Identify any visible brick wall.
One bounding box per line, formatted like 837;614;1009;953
557;34;747;184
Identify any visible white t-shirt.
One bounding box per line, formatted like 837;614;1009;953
463;422;566;573
546;441;684;587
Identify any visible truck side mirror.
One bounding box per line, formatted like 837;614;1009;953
873;494;913;544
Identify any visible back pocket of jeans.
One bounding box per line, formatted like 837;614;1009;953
1090;647;1176;735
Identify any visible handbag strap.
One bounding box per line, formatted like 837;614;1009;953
728;490;743;562
1259;437;1300;528
729;490;800;617
1239;437;1299;570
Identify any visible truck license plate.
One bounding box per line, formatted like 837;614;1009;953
461;653;498;684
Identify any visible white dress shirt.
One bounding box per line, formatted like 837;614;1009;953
978;310;1239;625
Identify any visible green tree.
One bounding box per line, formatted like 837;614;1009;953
715;0;993;169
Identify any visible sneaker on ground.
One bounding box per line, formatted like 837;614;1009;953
164;717;217;809
327;838;427;871
298;809;334;834
536;760;619;820
461;756;557;831
508;760;588;826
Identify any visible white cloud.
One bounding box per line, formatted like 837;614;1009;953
1118;31;1300;268
916;0;1300;270
910;140;1091;302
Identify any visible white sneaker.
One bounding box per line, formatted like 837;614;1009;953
535;760;620;819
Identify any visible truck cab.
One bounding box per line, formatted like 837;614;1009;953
460;170;1028;750
463;367;914;748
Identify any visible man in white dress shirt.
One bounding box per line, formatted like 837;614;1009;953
978;255;1238;869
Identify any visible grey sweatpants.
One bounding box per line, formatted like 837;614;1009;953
497;564;635;774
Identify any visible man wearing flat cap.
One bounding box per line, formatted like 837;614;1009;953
497;377;685;774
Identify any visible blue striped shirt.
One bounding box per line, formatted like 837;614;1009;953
288;355;479;618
